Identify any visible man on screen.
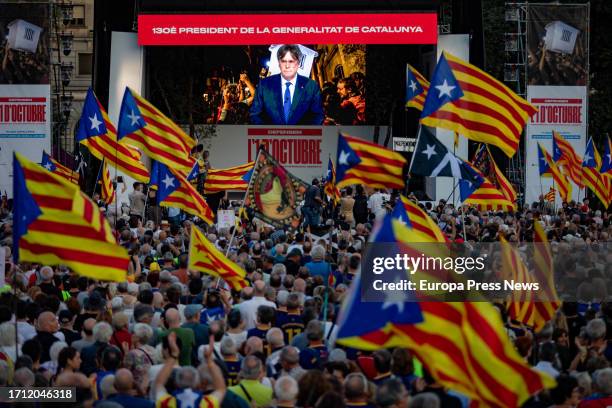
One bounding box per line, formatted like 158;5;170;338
250;44;324;125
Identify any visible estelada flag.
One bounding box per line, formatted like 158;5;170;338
336;133;406;190
420;52;537;157
336;199;555;407
246;148;308;229
117;87;196;174
13;153;128;282
405;64;429;111
41;151;79;185
77;88;150;183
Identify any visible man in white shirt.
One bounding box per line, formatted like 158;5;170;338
238;280;276;330
367;189;390;222
533;342;560;379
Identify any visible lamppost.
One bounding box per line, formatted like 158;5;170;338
60;32;73;56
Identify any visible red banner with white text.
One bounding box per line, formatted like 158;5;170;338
138;13;437;45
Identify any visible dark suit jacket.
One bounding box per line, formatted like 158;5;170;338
250;74;324;125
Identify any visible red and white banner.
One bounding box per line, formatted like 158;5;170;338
205;125;380;183
0;85;51;195
525;86;587;204
138;13;437;45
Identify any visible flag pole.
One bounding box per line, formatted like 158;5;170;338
461;204;467;241
538;172;544;212
91;160;103;197
141;184;150;221
452;132;458;207
407;124;423;174
444;180;460;204
225;147;262;257
215;148;262;290
552;177;557;213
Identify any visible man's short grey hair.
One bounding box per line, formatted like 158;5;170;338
410;392;440;408
93;322;114;343
274;376;298;402
272;263;287;276
14;367;35;387
100;374;117;398
311;245;326;261
139;282;152;292
594;368;612;395
277;44;302;62
587;318;607;340
277;290;289;306
176;366;200;389
127;283;139;295
111;297;124;312
220;337;237;356
280;346;299;365
132;323;154;344
375;378;407;408
240;355;263;380
266;327;285;348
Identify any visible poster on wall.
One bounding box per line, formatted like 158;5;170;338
0;3;51;195
525;4;589;205
204;125;380;183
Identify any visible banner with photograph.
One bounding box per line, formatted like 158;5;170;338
0;2;51;195
526;4;588;87
525;4;589;205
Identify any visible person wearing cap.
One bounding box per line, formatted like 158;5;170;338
182;304;209;362
284;248;302;276
74;291;106;333
161;252;176;272
58;310;81;346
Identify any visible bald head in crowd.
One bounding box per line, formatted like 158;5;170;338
164;308;181;329
244;336;263;355
37;311;58;333
293;278;306;293
114;369;133;394
82;318;96;333
253;280;266;296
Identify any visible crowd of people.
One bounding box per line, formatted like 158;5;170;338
0;179;611;408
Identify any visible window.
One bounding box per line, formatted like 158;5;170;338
70;5;85;27
78;53;92;76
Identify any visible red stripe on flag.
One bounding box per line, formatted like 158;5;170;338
20;239;128;269
448;59;536;115
428;110;519;151
127;131;194;168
